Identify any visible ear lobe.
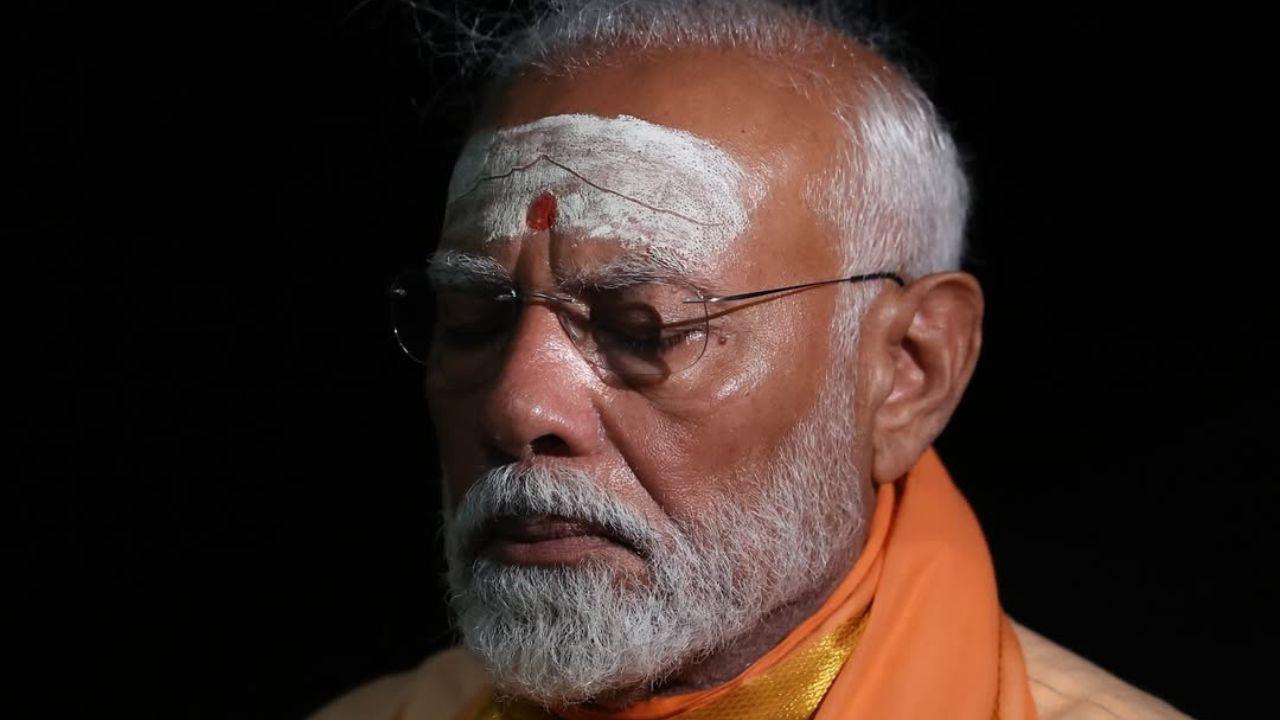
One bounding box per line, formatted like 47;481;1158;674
866;272;984;483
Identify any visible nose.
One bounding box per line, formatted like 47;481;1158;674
478;303;602;462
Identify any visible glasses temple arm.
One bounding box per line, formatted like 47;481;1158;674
693;272;905;304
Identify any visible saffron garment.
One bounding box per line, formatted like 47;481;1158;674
312;449;1191;720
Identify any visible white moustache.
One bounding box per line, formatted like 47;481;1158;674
445;464;664;563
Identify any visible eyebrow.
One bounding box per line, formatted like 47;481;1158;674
426;250;512;288
426;249;716;296
557;255;715;295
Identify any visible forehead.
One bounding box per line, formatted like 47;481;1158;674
442;113;759;277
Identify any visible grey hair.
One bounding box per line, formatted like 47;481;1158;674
423;0;969;358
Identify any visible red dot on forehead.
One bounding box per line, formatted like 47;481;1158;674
525;192;558;231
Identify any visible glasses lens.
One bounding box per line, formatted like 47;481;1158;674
391;272;709;383
433;285;518;383
389;269;520;382
572;281;709;379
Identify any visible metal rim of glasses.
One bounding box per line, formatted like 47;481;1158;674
386;268;905;375
386;270;713;379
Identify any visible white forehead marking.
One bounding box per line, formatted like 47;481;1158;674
443;113;756;270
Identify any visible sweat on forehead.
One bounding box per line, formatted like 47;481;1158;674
442;114;760;272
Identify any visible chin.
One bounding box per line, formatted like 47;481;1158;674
447;557;721;706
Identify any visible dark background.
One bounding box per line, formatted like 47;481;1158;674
14;1;1271;717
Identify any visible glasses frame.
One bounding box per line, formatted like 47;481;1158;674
386;269;906;373
687;271;905;306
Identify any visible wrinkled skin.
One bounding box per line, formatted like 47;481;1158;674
428;40;984;704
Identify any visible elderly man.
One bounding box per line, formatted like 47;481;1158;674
316;1;1188;718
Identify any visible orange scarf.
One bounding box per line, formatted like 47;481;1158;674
459;447;1037;719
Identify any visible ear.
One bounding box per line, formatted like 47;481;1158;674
856;272;984;483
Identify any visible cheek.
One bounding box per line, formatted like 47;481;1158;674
600;403;715;515
606;305;833;516
427;390;485;496
601;367;815;518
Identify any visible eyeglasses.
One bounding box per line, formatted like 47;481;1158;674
387;269;904;384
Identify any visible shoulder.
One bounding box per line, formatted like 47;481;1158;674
309;647;490;720
310;625;1193;719
1011;622;1192;720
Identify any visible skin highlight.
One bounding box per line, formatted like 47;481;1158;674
430;37;984;709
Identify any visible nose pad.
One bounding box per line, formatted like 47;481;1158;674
519;292;599;379
552;304;592;356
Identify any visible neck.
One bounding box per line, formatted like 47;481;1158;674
585;543;861;710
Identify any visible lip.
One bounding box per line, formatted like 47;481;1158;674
480;515;641;566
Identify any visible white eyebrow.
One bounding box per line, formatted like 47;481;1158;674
426;249;713;297
557;254;713;294
426;250;511;288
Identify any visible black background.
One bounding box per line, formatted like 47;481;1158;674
14;1;1272;717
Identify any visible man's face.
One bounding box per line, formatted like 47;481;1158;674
427;48;876;703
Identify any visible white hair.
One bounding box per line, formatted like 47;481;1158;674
423;0;970;357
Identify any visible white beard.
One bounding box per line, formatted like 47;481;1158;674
441;365;865;706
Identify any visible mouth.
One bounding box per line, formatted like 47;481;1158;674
479;514;645;566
